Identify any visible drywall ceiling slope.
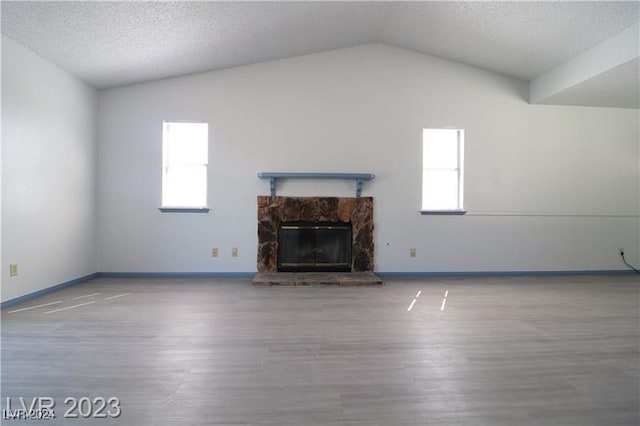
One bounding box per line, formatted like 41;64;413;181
380;1;638;81
1;1;639;108
0;1;396;89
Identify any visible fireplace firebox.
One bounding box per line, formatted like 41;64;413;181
278;222;352;272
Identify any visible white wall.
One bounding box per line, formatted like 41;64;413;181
1;36;98;302
97;43;639;274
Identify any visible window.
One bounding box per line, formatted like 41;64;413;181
422;128;465;213
161;121;208;210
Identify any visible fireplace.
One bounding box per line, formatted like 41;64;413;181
257;196;374;273
278;222;352;272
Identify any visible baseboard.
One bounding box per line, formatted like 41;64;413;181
377;269;637;278
99;270;637;279
1;273;99;309
97;272;255;279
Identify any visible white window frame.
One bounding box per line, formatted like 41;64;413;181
160;121;209;213
421;128;466;215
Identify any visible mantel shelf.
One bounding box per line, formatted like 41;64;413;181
257;172;375;197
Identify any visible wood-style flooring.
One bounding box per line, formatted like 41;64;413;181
2;275;638;425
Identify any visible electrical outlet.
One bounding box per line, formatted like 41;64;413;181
410;248;416;258
9;264;18;277
211;248;218;257
619;248;625;256
232;248;238;257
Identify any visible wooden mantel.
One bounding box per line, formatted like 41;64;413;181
257;172;375;197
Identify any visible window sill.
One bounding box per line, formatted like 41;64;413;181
421;210;467;216
159;207;210;213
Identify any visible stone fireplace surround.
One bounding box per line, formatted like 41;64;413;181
256;196;375;273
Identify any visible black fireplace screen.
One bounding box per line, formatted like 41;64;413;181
278;222;352;272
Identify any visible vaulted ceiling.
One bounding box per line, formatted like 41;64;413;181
2;1;638;108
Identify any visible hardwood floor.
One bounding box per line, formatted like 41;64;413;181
2;275;638;425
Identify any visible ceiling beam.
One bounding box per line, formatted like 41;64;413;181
529;23;639;106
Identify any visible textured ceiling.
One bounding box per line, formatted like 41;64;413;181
381;1;638;79
1;1;639;107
